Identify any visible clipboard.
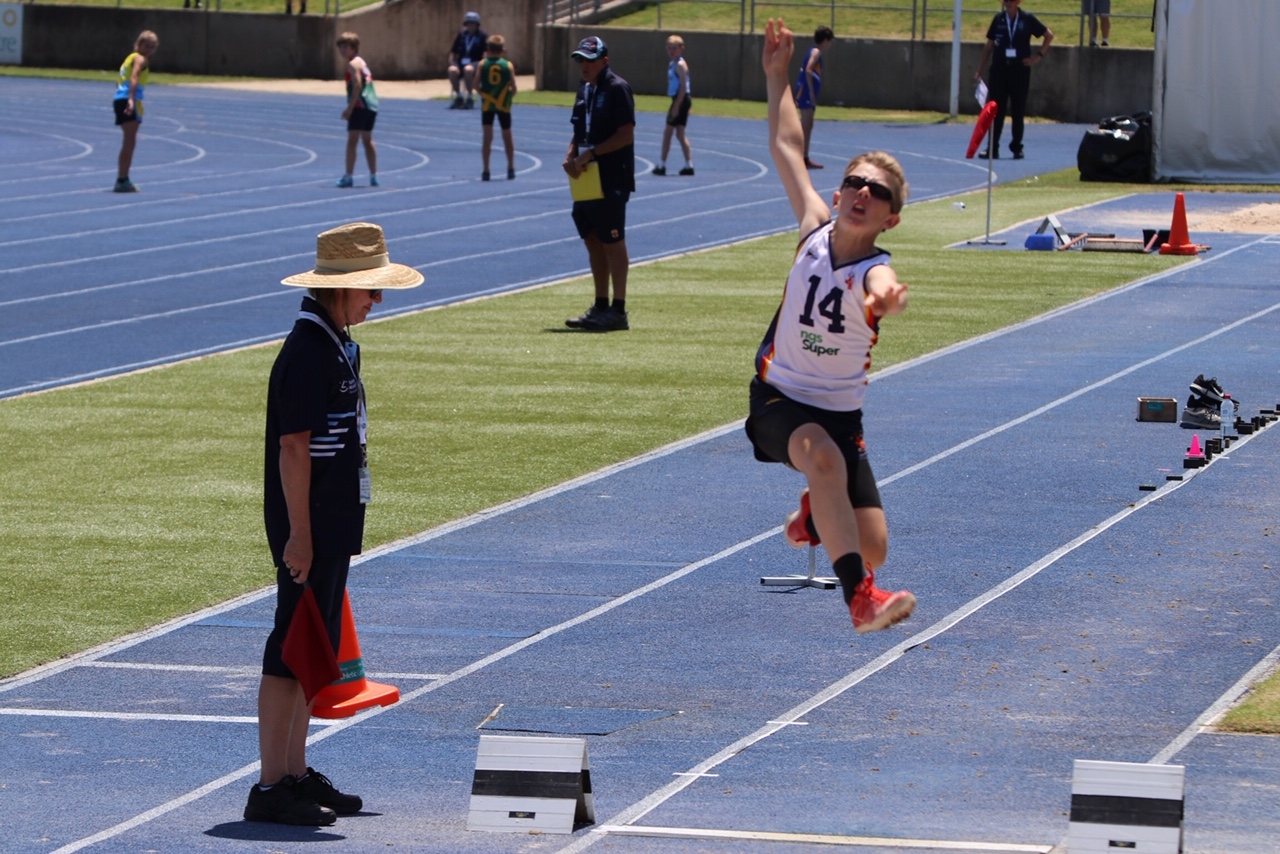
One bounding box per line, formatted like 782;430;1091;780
569;162;604;201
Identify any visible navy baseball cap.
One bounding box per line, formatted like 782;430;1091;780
571;37;608;61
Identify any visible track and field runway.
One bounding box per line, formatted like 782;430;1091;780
3;78;1280;853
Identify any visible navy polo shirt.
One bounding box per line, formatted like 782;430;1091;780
451;28;488;65
985;10;1048;63
264;297;366;560
571;64;636;194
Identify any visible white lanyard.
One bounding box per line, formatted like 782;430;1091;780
584;84;595;137
1004;11;1018;43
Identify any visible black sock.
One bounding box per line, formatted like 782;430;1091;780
832;552;865;606
594;297;609;311
612;298;626;313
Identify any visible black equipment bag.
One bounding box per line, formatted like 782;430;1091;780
1078;111;1152;182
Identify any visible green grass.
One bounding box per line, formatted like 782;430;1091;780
607;0;1158;47
1;173;1192;679
1219;674;1280;734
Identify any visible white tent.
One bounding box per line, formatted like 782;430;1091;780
1151;0;1280;183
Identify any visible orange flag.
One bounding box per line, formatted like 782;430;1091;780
966;101;999;159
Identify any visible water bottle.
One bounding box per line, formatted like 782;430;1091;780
1220;395;1234;442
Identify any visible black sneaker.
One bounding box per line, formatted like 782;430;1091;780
295;767;362;815
976;149;999;159
678;166;695;176
1189;374;1226;405
651;166;667;176
1180;395;1220;430
481;171;490;181
581;306;629;332
507;168;516;180
565;303;606;329
244;775;337;826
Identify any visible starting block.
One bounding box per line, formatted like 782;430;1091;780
760;545;838;590
1068;759;1185;853
467;734;594;835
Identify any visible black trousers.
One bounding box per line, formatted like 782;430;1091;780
988;62;1031;153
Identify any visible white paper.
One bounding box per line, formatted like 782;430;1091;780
974;79;989;106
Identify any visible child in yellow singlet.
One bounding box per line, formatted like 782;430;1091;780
113;30;159;194
475;35;517;181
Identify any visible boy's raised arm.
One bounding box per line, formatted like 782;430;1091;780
764;20;828;234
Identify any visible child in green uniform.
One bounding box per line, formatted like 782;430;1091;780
335;32;379;188
475;35;517;181
112;30;159;193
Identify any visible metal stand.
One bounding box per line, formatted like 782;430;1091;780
967;132;1006;246
760;546;838;590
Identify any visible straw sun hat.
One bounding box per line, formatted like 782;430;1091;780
282;222;424;290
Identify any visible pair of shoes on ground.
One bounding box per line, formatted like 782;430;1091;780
652;166;695;176
481;169;517;181
1181;374;1234;429
784;488;916;633
113;178;138;193
976;148;1025;160
450;96;474;110
335;175;378;188
244;768;361;826
565;303;629;332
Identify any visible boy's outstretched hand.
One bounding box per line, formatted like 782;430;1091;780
763;18;794;76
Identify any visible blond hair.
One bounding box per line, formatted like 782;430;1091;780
844;151;909;214
336;32;360;51
666;34;684;47
486;34;505;52
135;30;159;49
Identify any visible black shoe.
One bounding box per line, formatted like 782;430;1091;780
449;98;463;110
678;166;695;176
481;171;490;181
507;168;516;180
580;306;629;332
1011;149;1025;160
651;166;667;176
976;150;999;159
244;775;337;826
1189;374;1226;405
565;303;607;329
1180;395;1220;430
295;767;362;816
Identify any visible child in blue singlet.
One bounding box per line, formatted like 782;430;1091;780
653;34;693;177
112;30;159;194
746;19;916;635
794;25;832;169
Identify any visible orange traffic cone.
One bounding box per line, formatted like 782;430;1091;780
311;592;400;719
1159;192;1198;255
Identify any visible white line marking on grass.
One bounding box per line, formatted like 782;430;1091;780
599;825;1053;851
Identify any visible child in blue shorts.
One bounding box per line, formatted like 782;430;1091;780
336;32;379;188
794;25;832;169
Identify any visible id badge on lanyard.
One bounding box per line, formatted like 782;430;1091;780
304;311;373;504
1004;12;1018;58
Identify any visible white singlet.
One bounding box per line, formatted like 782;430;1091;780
754;221;890;412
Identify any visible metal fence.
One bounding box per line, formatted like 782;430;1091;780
543;0;1154;47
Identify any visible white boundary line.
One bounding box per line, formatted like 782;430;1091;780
599;825;1053;852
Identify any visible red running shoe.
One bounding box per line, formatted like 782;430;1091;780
850;569;916;633
784;488;819;547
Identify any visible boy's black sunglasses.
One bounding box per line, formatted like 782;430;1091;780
840;174;894;203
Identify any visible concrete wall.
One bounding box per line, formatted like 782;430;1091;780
537;25;1154;123
20;0;540;80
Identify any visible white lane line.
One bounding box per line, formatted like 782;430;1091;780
78;660;445;681
600;825;1053;852
0;708;334;725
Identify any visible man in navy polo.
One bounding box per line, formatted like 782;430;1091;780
974;0;1053;160
447;11;488;109
562;36;636;333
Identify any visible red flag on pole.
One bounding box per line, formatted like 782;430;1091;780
966;101;999;159
281;585;342;703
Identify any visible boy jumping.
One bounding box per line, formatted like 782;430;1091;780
745;19;916;634
335;32;379;188
476;34;517;181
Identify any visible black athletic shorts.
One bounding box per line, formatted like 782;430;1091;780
745;377;882;509
261;553;351;679
347;107;377;133
113;98;139;126
481;109;512;130
666;94;692;127
571;191;629;244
